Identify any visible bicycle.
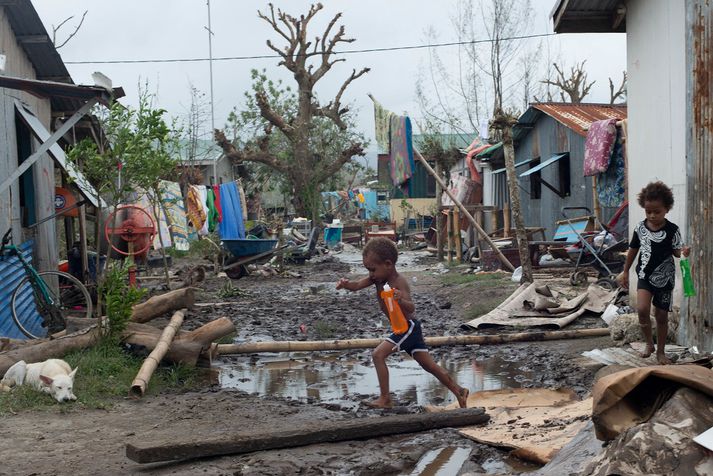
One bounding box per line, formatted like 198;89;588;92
0;228;93;339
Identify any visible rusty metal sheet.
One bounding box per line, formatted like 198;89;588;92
531;103;627;137
683;0;713;350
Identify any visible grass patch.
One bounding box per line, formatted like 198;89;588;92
0;342;202;415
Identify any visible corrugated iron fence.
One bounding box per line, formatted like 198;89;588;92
0;240;44;339
683;0;713;350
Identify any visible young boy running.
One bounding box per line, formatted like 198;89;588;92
337;237;469;408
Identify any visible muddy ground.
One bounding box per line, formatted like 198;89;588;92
0;250;612;476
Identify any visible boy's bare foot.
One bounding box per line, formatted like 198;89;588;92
656;352;671;365
365;397;393;409
456;388;470;408
639;344;655;358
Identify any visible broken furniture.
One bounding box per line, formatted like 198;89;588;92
341;224;363;247
364;221;397;242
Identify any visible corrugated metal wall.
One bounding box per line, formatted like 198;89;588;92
513;116;618;240
682;0;713;350
0;239;44;339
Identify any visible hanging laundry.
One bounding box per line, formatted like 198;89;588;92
206;187;220;233
596;127;626;207
389;115;414;188
358;192;365;204
159;180;190;251
186;185;207;233
218;181;246;240
212;184;223;223
464;137;489;183
371;96;395;154
237;180;248;221
584;119;618;176
196;185;210;236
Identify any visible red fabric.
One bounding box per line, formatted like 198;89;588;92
212;184;223;223
584;119;618;176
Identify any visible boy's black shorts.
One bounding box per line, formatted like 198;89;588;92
386;320;428;356
637;279;673;311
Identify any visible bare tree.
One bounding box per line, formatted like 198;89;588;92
51;11;88;49
541;61;596;103
609;71;627;104
215;3;368;222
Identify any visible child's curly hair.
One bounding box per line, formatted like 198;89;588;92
363;237;398;264
637;181;674;209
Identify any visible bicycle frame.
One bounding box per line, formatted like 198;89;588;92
0;229;56;309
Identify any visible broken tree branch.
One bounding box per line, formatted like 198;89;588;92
131;288;196;323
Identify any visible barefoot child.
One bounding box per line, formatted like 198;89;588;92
337;237;469;408
617;181;690;364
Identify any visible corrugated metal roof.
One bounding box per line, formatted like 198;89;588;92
551;0;626;33
526;102;627;137
0;240;44;340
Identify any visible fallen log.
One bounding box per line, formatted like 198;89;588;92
129;310;185;398
0;326;101;376
126;407;489;464
217;328;610;354
131;288;196;323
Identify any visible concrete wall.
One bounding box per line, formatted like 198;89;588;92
0;7;56;271
626;0;686;304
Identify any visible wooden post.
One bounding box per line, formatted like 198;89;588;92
454;207;462;262
414;150;514;271
490;209;499;237
503;201;511;238
78;204;89;283
435;161;444;261
126;408;490;464
475;208;484;260
446;208;453;263
216;328;610;354
591;176;602;223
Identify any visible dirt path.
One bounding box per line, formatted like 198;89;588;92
0;253;610;475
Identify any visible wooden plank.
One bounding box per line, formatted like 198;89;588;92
126;407;489;464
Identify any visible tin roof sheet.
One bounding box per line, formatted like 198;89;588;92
0;240;44;340
526;102;627;137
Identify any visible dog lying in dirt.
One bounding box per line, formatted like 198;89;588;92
0;359;78;402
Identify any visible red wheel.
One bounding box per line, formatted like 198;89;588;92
105;205;156;257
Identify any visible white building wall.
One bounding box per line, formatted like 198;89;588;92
626;0;687;304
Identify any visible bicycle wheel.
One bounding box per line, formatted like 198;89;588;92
11;271;93;339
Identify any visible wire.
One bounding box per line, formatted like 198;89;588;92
64;32;555;65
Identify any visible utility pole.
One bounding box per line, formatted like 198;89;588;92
206;0;217;184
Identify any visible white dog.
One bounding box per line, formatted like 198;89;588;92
0;359;78;402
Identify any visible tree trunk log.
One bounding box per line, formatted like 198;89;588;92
129;310;185;398
0;326;102;376
131;288;196;323
126;407;489;464
217;328;610;354
501;122;533;282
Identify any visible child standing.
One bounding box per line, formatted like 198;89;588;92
337;237;469;409
617;181;690;364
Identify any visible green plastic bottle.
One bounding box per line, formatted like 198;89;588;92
680;257;696;297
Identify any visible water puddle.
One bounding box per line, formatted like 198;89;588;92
335;249;436;273
218;352;533;408
409;446;471;475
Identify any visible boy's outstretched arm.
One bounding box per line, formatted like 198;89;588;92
336;276;373;292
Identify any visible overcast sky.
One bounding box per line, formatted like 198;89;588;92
33;0;625;162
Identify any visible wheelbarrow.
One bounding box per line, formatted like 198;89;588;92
222;238;290;279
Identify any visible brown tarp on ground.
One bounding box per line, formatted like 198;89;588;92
426;388;591;464
592;364;713;441
462;282;617;329
585;387;713;475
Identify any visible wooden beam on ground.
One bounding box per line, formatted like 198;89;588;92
126;407;489;464
414;150;515;271
216;328;610;354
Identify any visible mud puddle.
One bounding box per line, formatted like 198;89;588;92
409;446;472;475
335;249;438;273
218;351;533;409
